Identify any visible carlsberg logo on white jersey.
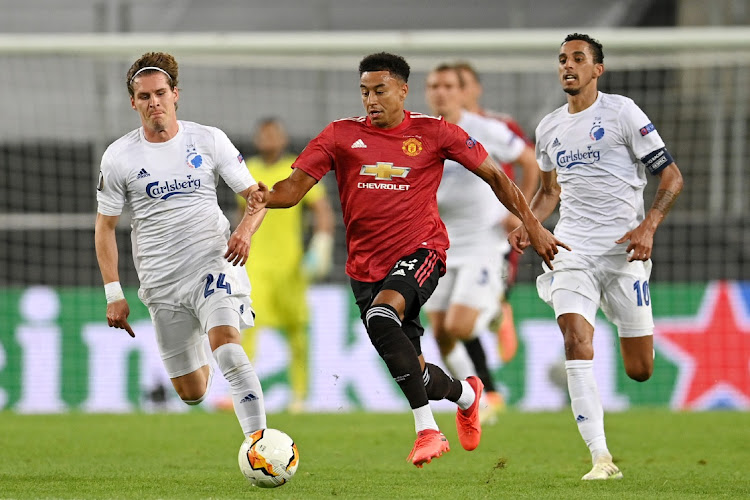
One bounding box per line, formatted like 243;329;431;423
146;176;201;200
556;148;601;169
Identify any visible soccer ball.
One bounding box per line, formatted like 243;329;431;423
238;428;299;488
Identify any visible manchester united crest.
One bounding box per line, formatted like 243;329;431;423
402;138;423;157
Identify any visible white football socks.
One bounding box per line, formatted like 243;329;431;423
442;342;475;380
456;380;475;411
565;359;609;461
412;404;439;433
213;343;267;435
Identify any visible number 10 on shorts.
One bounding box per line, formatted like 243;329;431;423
204;273;232;298
633;280;650;306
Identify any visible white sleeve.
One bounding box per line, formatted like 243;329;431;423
620;99;666;159
484;119;526;164
535;122;555;172
96;147;126;216
212;128;256;193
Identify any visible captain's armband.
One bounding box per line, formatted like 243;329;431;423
641;147;674;175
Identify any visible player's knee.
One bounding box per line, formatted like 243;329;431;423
178;383;210;406
621;334;654;382
443;320;473;341
364;303;402;354
181;390;208;406
626;368;652;382
625;360;653;382
557;314;594;358
562;333;593;359
432;324;454;352
179;367;214;405
434;335;456;356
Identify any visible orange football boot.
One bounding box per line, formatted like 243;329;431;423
456;376;484;451
407;429;450;468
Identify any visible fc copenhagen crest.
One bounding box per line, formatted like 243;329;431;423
402;138;423;157
185;143;203;168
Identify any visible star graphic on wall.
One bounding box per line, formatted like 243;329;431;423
656;281;750;409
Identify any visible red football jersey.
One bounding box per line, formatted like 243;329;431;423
293;111;488;282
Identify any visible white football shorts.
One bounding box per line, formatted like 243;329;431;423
424;256;504;331
138;257;254;377
536;249;654;338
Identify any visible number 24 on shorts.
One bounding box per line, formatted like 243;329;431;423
204;273;232;298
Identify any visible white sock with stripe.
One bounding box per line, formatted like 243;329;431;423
565;359;609;461
213;343;267;435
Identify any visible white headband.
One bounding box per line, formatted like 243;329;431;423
129;66;172;85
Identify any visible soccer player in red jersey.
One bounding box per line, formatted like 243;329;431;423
248;52;568;467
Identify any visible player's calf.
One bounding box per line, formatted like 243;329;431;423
365;304;428;408
422;362;463;402
213;342;266;434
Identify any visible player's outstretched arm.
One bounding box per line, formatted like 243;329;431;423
514;145;541;202
502;145;540;234
473;156;569;268
94;213;134;338
508;169;564;252
247;168;319;214
616;162;683;261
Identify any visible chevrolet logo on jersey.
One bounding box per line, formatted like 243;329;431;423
360;162;411;180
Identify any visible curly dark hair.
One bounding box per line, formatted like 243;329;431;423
563;33;604;64
358;52;411;83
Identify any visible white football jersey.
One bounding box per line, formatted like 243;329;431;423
535;92;668;256
437;111;526;264
97;121;255;287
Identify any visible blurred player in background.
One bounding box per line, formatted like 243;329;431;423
454;61;539;365
247;52;567;467
94;52;268;438
510;33;683;480
235;117;334;413
422;63;538;424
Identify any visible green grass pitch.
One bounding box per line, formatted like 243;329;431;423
1;409;748;499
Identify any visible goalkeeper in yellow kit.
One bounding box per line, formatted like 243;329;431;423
237;118;335;412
